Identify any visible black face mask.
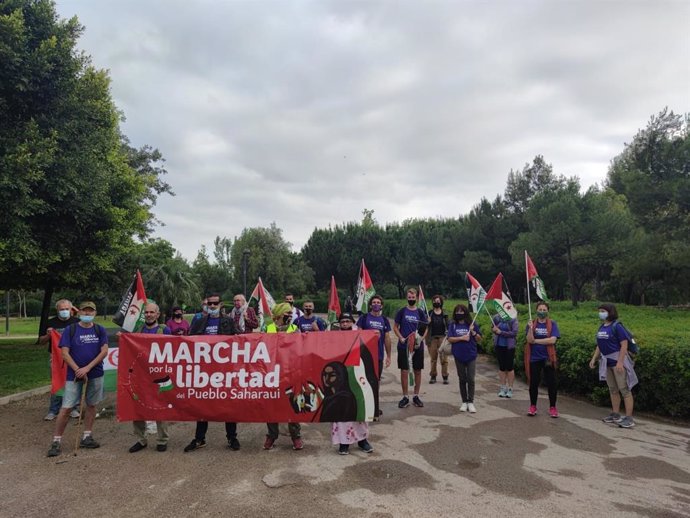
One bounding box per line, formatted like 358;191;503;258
174;314;183;319
454;314;465;322
407;299;416;306
433;302;441;308
282;315;291;324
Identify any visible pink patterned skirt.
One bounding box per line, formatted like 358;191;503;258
331;421;369;445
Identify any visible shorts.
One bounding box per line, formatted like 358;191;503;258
495;347;516;371
397;346;424;371
605;367;631;398
62;377;104;408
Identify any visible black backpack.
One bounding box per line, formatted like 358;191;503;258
612;320;639;355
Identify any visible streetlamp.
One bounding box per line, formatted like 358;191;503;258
242;249;251;297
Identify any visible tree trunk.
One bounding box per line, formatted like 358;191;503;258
38;284;54;344
565;240;578;307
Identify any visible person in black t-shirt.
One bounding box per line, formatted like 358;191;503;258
426;295;449;384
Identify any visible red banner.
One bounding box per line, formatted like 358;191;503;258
50;329;67;394
116;331;380;423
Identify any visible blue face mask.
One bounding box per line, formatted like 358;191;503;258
58;309;71;319
208;308;220;317
598;311;608;321
79;315;95;323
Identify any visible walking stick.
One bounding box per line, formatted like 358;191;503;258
74;377;88;456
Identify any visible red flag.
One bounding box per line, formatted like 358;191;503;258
526;252;539;280
50;329;67;394
485;273;505;301
327;276;341;327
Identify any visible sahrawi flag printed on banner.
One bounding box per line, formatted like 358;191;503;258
327;276;341;329
355;259;376;313
485;273;518;321
343;338;378;421
525;251;549;301
248;277;276;330
465;272;487;313
113;270;147;332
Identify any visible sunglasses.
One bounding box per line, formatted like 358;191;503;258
207;301;221;306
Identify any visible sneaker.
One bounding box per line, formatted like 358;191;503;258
602;412;622;424
292;437;304;450
398;396;410;408
498;387;506;398
263;436;276;450
505;388;513;398
460;402;468;412
44;412;57;421
442;376;449;385
80;435;100;449
128;441;146;453
228;437;240;451
429;376;437;384
69;409;81;419
618;416;635;428
527;405;538;416
468;402;477;413
358;439;374;453
412;396;424;408
47;441;61;457
156;444;167;452
183;439;206;452
549;406;559;418
338;444;349;455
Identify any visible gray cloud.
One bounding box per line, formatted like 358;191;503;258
57;0;690;258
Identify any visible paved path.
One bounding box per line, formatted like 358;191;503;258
1;356;689;518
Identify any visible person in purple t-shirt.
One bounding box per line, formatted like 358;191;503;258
295;300;326;332
165;306;190;336
589;303;637;429
393;288;427;409
447;304;482;413
356;295;392;380
525;302;560;418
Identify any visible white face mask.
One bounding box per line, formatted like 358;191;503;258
598;311;609;321
58;309;71;319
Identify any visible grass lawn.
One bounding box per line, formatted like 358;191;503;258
0;338;49;397
0;315;120;337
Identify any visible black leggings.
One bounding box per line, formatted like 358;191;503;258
529;360;557;407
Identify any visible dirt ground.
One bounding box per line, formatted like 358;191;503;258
1;355;689;518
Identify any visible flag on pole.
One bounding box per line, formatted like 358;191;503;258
525;251;549;301
355;259;375;313
417;285;428;315
485;273;518;321
465;272;487;313
344;339;378;421
327;276;341;329
248;277;276;331
113;270;147;332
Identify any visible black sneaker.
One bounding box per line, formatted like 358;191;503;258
129;441;147;453
47;441;62;457
338;444;349;455
228;437;240;451
357;439;374;453
156;444;167;452
442;376;449;385
412;395;424;407
398;396;410;408
183;439;206;452
429;376;437;384
80;436;100;449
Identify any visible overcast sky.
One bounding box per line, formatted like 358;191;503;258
56;0;689;260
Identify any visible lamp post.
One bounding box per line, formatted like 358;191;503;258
242;249;251;297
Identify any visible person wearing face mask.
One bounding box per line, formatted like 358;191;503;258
284;293;303;324
524;302;560;418
230;294;259;333
190;297;209;327
185;294;240;452
589;303;638;429
295;300;326;332
40;299;80;421
47;301;109;457
492;312;519;399
165;306;190;336
393;288;428;408
426;295;449;385
446;304;482;413
356;295;392;380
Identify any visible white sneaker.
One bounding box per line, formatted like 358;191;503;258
145;421;158;435
69;409;80;419
460;402;468;412
468;403;477;413
43;412;57;421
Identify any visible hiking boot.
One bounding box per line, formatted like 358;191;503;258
527;405;538;416
80;435;100;449
263;436;276;450
460;402;468;412
498;387;506;398
128;442;146;453
398;396;410;408
183;439;206;452
429;376;437;384
69;409;81;419
442;376;449;385
505;388;513;398
602;412;622;424
412;396;424;407
338;444;350;455
292;437;304;450
468;402;477;413
156;444;167;452
358;439;374;453
43;412;57;421
228;437;240;451
47;441;61;457
618;416;635;429
549;406;559;418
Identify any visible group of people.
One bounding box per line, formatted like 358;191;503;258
44;291;639;458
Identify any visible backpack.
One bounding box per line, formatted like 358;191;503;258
612;320;639;355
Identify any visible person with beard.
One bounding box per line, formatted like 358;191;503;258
327;313;374;455
295;300;326;332
229;294;259;333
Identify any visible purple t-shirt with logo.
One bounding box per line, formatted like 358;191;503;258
394;307;426;348
165;319;190;336
204;317;220;335
357;313;392;359
295;315;326;332
597;323;632;367
525;320;560;362
447;322;481;364
59;324;108;380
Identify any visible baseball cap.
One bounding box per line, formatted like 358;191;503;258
79;301;97;311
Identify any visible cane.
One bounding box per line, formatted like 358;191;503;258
74;377;88;456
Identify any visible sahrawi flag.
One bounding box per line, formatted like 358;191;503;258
327;276;341;329
355;259;376;313
248;277;276;330
525;251;549;301
485;273;518;321
344;339;377;421
465;272;487;313
113;270;146;332
417;285;428;315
